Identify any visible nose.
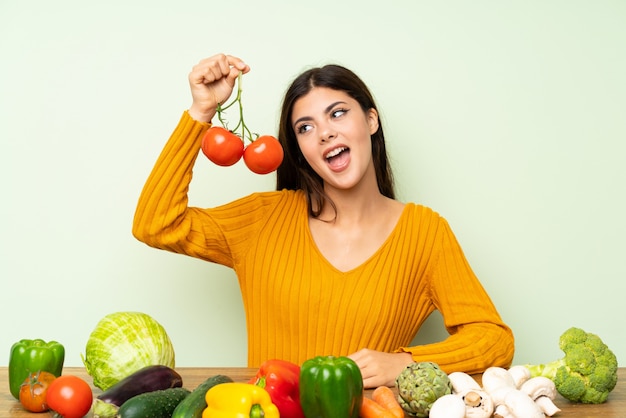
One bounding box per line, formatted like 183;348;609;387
319;124;336;143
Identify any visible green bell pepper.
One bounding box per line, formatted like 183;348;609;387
299;355;363;418
8;338;65;399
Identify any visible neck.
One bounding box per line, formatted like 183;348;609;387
317;186;389;225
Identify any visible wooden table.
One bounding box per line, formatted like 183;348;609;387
1;367;624;417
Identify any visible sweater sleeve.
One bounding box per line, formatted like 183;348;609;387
132;111;236;266
397;218;515;374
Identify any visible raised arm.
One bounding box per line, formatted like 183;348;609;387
132;54;249;256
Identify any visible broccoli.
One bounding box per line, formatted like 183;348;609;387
525;327;618;404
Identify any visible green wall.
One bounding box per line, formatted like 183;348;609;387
1;0;624;368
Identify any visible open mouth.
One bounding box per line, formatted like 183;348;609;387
325;146;350;169
325;146;349;161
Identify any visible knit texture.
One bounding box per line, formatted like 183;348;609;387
133;111;515;372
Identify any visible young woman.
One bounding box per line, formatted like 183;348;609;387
133;53;514;388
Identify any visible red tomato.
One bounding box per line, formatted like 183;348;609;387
46;375;93;418
243;135;284;174
19;371;56;412
201;126;244;166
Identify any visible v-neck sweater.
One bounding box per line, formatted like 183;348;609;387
133;111;515;373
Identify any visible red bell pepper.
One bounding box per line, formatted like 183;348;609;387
249;359;305;418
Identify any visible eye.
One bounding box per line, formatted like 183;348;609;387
331;108;348;118
296;123;312;134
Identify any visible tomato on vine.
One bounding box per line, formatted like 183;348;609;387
19;371;56;412
201;126;244;166
203;72;284;174
244;135;284;174
46;375;93;418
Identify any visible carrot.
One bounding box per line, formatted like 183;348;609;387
372;386;405;418
359;396;396;418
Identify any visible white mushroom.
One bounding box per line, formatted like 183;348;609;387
429;393;466;418
520;376;557;400
508;365;531;388
502;389;545;418
448;371;482;393
482;367;548;418
430;373;494;418
534;396;562;416
494;404;514;418
489;386;516;407
459;389;494;418
481;367;516;396
519;376;561;416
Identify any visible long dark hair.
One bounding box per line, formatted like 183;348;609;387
276;64;395;218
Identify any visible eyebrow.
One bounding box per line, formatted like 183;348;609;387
293;100;348;127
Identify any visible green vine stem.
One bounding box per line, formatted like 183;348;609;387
215;72;256;143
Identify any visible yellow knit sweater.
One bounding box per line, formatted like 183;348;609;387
133;111;515;373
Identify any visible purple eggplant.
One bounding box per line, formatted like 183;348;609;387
92;365;183;418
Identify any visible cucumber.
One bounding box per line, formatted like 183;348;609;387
117;387;190;418
93;365;183;417
171;374;233;418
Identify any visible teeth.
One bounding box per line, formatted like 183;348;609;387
325;147;347;159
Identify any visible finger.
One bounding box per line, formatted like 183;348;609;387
351;357;378;384
203;54;249;83
362;374;385;389
347;348;368;363
225;54;250;73
347;353;359;364
188;54;241;86
195;59;229;86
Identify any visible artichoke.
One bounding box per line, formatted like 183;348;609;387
395;362;452;417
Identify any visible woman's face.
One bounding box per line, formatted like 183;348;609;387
291;87;379;192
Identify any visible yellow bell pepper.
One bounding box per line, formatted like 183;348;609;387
202;382;280;418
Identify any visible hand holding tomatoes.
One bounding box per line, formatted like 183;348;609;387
201;71;283;174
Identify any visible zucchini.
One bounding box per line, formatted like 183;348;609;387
117;387;190;418
172;374;233;418
93;365;183;417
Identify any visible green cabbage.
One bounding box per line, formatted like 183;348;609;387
82;311;175;390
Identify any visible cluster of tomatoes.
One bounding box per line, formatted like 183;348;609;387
200;72;284;175
19;371;92;418
201;127;283;175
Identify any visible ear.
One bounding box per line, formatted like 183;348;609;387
367;108;379;135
